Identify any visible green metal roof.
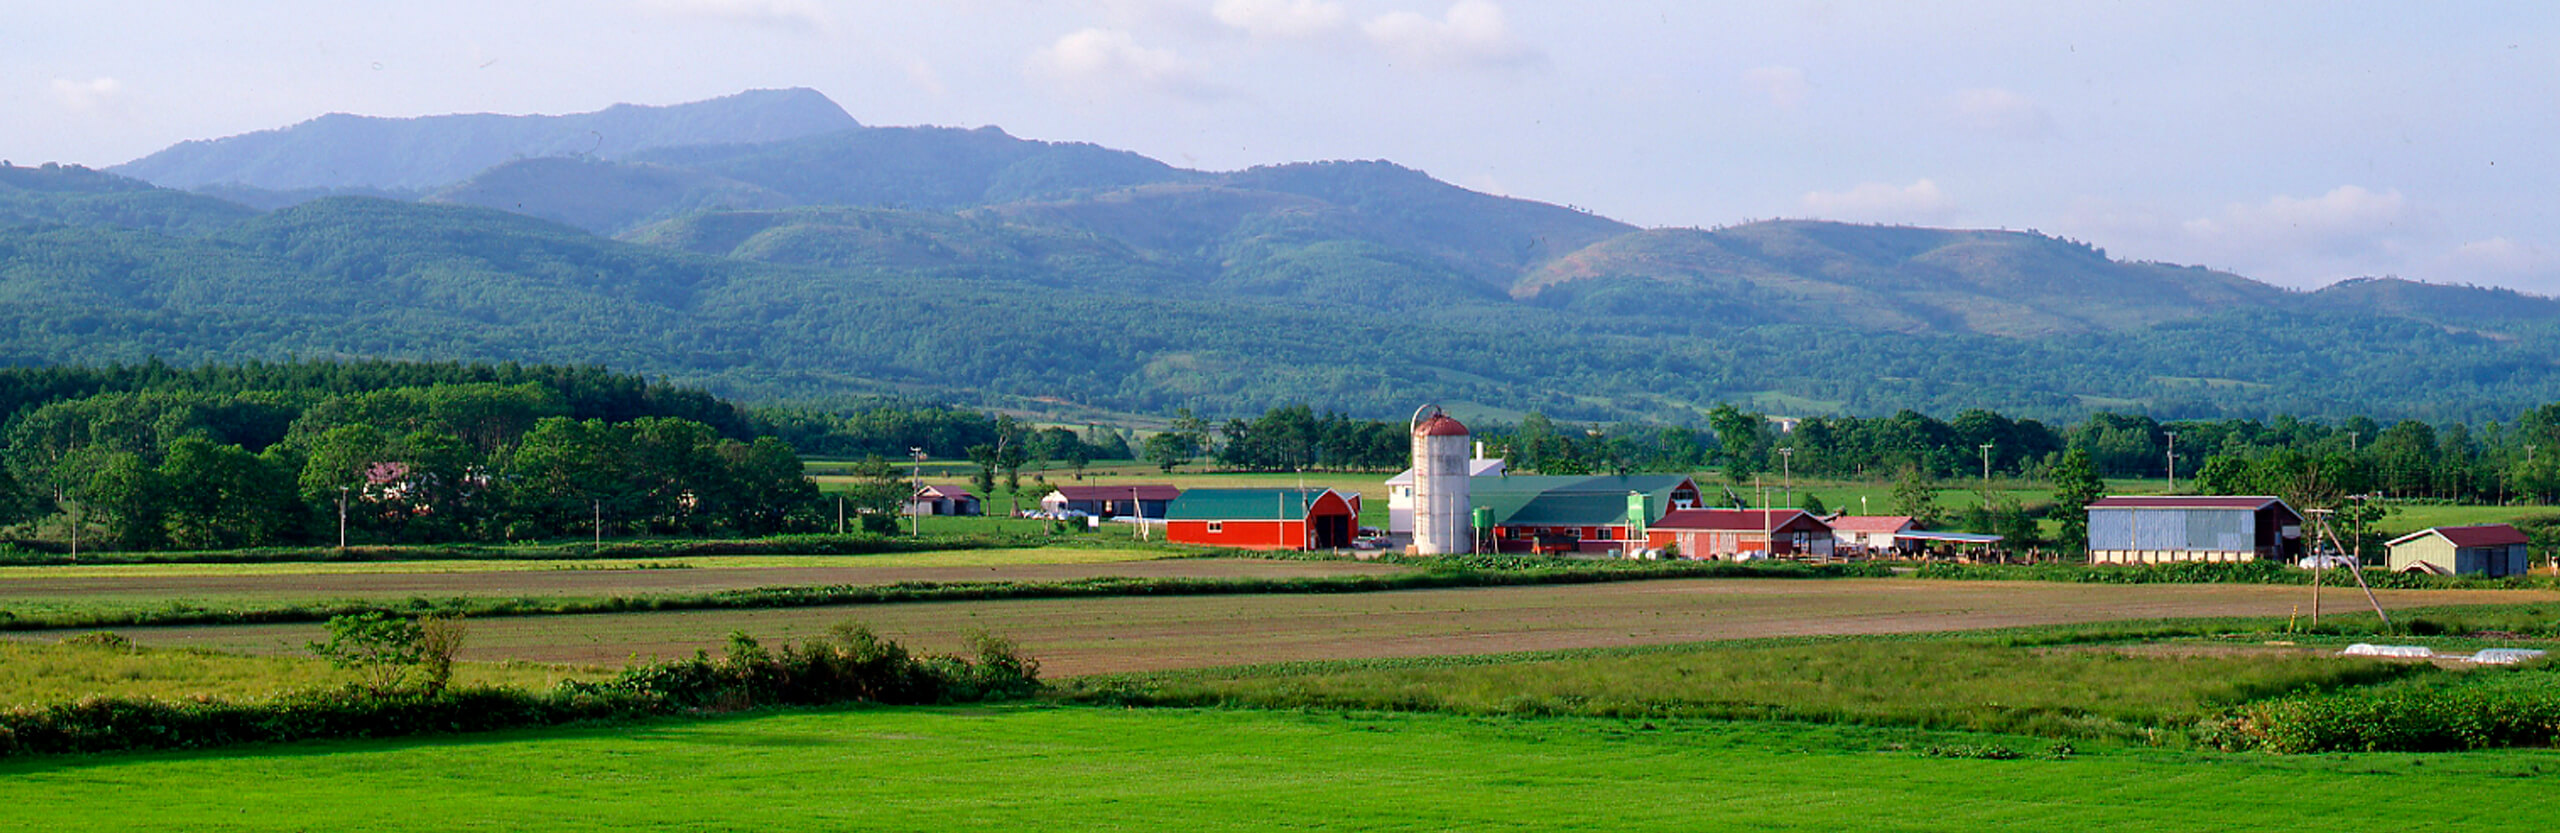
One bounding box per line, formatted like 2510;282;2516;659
1468;475;1694;526
1163;488;1338;521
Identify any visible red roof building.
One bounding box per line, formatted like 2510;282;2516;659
1040;485;1183;519
1826;515;1917;553
1646;508;1834;559
2386;524;2531;576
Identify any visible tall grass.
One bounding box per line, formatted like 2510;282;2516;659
1064;637;2423;743
0;636;598;709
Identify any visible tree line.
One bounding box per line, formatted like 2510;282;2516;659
0;374;816;551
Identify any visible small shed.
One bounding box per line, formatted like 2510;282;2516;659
1163;488;1358;551
909;485;981;516
2386;524;2530;576
1041;485;1182;519
2086;496;2303;564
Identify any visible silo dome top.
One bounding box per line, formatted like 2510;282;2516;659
1415;413;1470;437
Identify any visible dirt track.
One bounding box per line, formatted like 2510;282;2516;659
96;579;2560;676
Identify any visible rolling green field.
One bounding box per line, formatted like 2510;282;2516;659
5;706;2556;831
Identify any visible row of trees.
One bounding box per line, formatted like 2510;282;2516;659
1;382;819;551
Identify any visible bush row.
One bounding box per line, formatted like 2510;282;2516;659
0;560;1896;632
2198;671;2560;753
0;533;1020;567
0;624;1039;758
1912;560;2560;590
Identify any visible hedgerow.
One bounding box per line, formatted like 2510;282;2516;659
2197;664;2560;753
0;623;1040;759
1913;560;2560;590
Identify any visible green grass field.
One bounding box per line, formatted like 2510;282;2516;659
4;706;2556;830
1068;636;2432;742
0;639;600;708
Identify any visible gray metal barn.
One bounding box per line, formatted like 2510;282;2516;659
2085;495;2302;564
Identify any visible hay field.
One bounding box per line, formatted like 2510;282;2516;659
91;579;2560;676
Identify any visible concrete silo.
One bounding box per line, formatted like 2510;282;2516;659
1410;404;1474;555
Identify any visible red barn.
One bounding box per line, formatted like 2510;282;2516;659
1163;488;1358;551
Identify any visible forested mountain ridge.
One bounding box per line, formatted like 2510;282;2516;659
1518;223;2290;336
110;88;856;192
18;88;2560;424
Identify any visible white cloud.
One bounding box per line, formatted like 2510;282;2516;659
1947;87;2048;135
50;77;122;110
1744;66;1809;109
1029;28;1224;99
2182;185;2407;256
904;59;948;97
2442;237;2555;280
640;0;824;29
1214;0;1347;39
1363;1;1540;69
1801;179;1957;224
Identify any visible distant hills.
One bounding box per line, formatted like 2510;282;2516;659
4;89;2556;424
111;88;856;193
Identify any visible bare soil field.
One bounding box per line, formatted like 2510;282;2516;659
0;557;1405;604
91;579;2560;677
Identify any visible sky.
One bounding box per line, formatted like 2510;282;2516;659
8;1;2558;293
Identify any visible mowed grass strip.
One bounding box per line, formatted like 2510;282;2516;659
89;579;2560;676
0;639;601;709
4;706;2557;831
1068;637;2423;742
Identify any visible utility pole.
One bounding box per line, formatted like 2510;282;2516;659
910;447;926;538
337;485;351;549
592;498;602;552
2165;431;2179;493
1978;443;1995;520
835;495;845;535
1779;447;1794;508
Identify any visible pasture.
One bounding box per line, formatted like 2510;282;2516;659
4;706;2557;831
82;579;2560;675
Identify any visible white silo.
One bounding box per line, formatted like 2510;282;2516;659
1410;404;1473;555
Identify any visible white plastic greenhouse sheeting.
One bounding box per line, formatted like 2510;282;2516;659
2340;643;2435;658
2468;648;2548;665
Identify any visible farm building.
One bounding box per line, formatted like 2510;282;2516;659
1647;508;1835;559
1040;485;1182;519
1383;441;1505;536
1162;488;1359;551
1828;515;1917;555
2386;524;2530;576
2086;496;2303;564
1472;474;1702;555
908;485;980;516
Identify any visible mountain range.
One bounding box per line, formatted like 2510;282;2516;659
3;88;2553;425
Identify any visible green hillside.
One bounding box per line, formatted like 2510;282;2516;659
1520;222;2292;336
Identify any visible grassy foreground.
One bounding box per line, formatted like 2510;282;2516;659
5;706;2557;831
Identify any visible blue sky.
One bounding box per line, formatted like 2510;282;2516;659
9;1;2555;292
